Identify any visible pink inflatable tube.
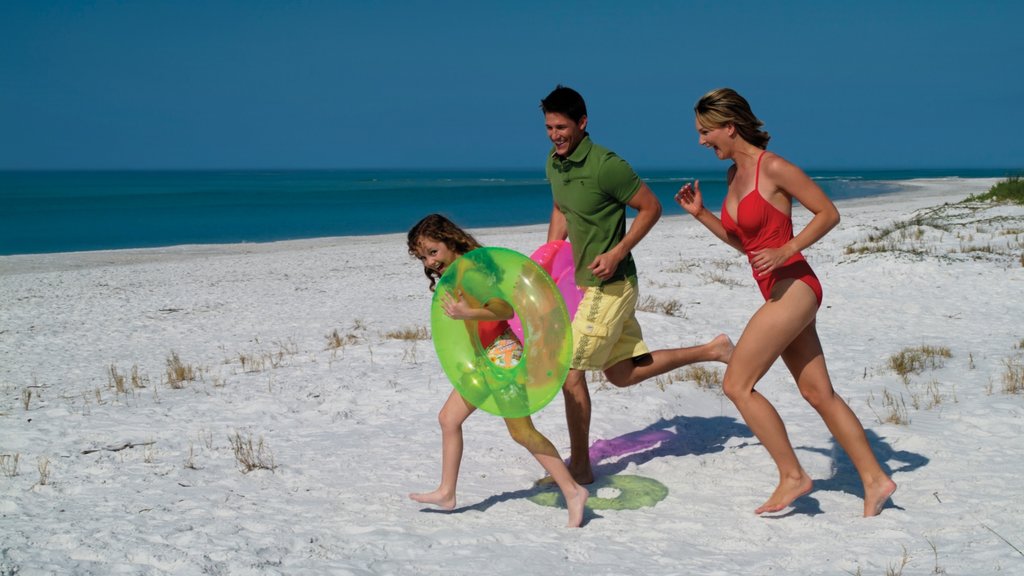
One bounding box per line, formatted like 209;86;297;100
509;240;583;343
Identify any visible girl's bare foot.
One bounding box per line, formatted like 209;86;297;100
755;473;813;515
863;478;897;517
409;489;456;510
566;486;589;528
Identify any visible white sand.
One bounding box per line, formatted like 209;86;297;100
2;178;1023;575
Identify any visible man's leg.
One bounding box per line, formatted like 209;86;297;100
603;334;733;387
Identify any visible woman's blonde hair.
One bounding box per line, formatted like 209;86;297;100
695;88;771;149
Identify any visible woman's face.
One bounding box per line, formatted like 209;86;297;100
695;117;732;160
415;237;457;276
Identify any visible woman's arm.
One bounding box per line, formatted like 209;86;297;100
675;180;744;252
750;155;840;275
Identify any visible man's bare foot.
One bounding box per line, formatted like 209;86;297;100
712;333;735;364
409;489;456;510
755;474;813;514
566;486;588;528
863;478;897;517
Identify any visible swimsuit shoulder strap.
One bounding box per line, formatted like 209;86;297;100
754;150;766;191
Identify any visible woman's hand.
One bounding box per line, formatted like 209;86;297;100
750;246;793;277
674;180;704;216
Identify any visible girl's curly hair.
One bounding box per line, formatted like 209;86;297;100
407;213;482;291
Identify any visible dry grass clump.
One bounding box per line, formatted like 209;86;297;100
108;364;149;395
868;389;912;425
385;326;430;340
682;365;723;391
868;344;961;424
0;453;20;477
166;351;197;389
36;457;50;486
236;338;299;372
636;295;685;317
228;431;276;473
1002;357;1024;394
888;345;952;383
651;365;723;392
326;329;359;350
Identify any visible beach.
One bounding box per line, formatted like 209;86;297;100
2;177;1023;574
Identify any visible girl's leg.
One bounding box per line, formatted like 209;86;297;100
723;280;818;514
409;389;475;509
780;324;897;516
505;417;588;527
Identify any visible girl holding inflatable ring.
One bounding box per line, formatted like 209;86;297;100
406;213;588;527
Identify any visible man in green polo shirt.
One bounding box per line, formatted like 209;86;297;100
541;85;733;484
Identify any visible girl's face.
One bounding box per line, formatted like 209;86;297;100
415;236;457;276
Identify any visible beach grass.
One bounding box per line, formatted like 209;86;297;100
888;345;952;384
636;294;685;316
385;325;430;340
165;351;197;388
965;175;1024;204
0;453;19;477
228;431;277;473
1003;357;1024;394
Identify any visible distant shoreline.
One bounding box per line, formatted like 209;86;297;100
0;176;1002;274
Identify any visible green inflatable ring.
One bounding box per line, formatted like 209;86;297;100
528;474;669;511
430;247;572;418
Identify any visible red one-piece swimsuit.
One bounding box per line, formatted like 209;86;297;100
720;151;823;306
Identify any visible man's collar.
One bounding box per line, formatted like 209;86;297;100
551;134;592;163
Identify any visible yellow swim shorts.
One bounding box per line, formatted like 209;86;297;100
570;278;649;371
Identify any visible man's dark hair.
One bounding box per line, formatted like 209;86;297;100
540;85;587;124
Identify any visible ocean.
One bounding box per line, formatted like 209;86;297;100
0;168;1012;256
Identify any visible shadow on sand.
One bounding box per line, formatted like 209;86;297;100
785;428;928;515
423;414;753;520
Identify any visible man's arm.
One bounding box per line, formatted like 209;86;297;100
588;183;661;281
547;203;568;243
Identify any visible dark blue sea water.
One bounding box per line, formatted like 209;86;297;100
0;168;1013;256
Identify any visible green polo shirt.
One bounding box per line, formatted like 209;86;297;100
547;136;643;287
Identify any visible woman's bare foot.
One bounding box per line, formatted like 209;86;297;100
863;478;897;517
409;489;456;510
712;334;735;364
755;473;813;514
566;486;589;528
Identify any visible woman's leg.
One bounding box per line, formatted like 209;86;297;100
780;323;897;516
505;417;588;527
409;389;475;509
723;280;818;514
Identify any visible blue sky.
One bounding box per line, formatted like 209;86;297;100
2;1;1022;171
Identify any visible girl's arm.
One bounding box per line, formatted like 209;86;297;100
442;291;514;321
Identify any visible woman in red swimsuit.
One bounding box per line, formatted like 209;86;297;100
675;88;896;517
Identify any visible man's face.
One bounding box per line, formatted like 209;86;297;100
545;112;588;158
